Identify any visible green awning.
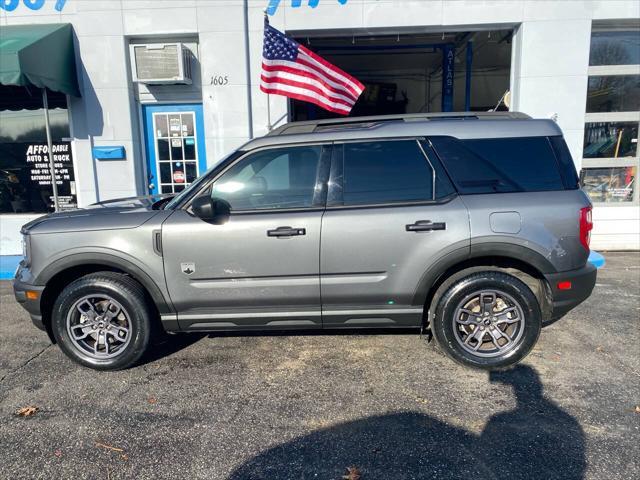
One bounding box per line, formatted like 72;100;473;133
0;23;80;97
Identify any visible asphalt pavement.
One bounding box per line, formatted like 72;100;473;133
0;252;638;480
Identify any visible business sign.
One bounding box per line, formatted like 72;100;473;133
173;170;185;184
0;141;76;213
441;44;455;112
3;0;349;15
24;142;76;210
3;0;351;15
266;0;348;16
1;0;67;12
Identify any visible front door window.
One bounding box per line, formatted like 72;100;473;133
207;145;322;210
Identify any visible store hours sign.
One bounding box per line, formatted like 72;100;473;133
25;142;77;211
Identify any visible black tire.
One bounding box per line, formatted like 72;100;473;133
431;271;541;370
51;272;152;371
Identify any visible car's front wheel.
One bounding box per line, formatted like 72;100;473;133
51;272;152;370
431;271;542;369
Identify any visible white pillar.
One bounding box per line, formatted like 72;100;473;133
510;19;592;170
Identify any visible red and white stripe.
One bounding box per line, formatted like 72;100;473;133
261;45;364;115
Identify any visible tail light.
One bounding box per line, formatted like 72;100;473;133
579;206;593;251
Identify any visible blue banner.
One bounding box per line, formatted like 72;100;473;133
441;43;455;112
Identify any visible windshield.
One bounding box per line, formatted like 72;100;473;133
164;150;245;209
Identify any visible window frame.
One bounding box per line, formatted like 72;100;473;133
182;142;332;215
326;137;455;210
582;25;640;207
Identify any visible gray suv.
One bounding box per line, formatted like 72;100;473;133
14;112;597;371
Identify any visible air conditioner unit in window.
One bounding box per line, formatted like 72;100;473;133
130;43;193;85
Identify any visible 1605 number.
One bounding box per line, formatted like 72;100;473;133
210;76;229;86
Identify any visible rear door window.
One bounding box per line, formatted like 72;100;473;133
430;136;566;194
340;140;434;205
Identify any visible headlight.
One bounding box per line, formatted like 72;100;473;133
21;234;31;267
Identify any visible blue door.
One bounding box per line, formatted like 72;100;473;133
142;104;207;195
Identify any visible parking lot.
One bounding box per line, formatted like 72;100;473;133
0;252;638;479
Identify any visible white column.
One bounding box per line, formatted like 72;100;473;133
510;19;592;170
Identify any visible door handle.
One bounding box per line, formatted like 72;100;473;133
267;226;306;237
406;220;446;232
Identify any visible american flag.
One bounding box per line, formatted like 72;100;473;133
261;21;364;115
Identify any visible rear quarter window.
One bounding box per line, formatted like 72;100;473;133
430;136;566;194
548;136;580;189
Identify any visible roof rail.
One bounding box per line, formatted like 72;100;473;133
267;111;531;136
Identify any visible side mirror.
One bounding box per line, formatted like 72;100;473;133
192;196;231;225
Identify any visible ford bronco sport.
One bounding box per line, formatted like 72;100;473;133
14;112;597;370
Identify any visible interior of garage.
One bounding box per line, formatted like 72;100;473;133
290;29;513;121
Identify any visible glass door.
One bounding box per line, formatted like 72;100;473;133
142;104;207;195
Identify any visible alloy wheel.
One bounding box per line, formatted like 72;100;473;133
66;295;132;359
452;289;526;358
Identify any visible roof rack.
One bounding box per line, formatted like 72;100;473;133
267;111;531;136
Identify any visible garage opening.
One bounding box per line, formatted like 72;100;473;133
289;29;513;121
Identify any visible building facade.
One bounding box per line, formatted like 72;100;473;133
1;0;639;263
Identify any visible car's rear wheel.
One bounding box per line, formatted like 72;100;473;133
51;272;152;371
432;271;541;369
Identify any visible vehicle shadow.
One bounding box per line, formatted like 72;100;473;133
140;329;421;368
227;365;585;480
139;332;207;367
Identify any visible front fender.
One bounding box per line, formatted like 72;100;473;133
35;250;174;315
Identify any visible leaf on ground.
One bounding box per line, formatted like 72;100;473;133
16;406;38;417
95;441;124;453
343;466;362;480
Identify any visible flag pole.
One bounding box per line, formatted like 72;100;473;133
264;9;273;132
266;94;272;132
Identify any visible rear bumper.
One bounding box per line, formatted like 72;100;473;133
544;262;597;321
13;272;46;332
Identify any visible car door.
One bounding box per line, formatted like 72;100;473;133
162;143;331;331
320;139;470;327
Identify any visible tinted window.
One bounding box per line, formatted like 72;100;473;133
420;140;457;199
583;122;639;158
589;31;640;66
548;136;580;189
342;141;433;205
431;137;565;194
586;75;640;113
581;166;636;203
209;145;321;210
